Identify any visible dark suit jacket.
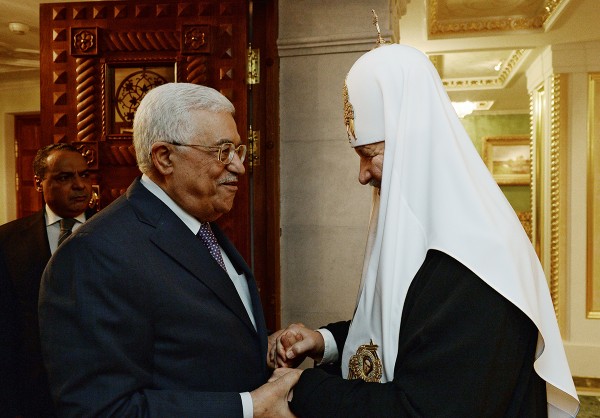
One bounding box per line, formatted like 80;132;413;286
0;211;54;417
38;177;269;417
290;250;547;418
0;207;96;418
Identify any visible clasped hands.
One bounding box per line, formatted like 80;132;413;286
251;323;325;417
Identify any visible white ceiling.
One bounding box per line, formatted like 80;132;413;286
0;0;599;114
400;0;600;112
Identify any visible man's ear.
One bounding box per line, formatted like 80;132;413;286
34;176;43;192
151;143;174;175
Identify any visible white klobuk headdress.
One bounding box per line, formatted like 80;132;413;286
342;43;579;417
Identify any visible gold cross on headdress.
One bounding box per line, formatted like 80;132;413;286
372;9;388;47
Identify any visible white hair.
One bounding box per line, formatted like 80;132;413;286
133;82;235;173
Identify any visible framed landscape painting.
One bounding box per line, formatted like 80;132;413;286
482;135;531;186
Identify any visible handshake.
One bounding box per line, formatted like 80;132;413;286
251;323;324;417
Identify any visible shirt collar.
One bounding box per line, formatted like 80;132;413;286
45;204;87;226
140;174;201;235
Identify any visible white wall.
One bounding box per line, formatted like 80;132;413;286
278;0;389;329
0;72;40;224
552;41;600;378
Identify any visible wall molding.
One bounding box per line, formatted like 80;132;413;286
278;31;392;57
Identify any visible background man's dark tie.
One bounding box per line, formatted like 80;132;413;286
58;218;77;247
198;223;227;271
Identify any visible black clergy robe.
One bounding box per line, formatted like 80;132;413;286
290;249;547;417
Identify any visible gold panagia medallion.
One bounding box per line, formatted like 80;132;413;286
348;339;382;383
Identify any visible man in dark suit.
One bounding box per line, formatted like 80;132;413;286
0;143;93;417
38;83;296;417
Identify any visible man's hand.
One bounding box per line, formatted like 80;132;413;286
251;368;302;417
267;329;284;369
274;323;325;368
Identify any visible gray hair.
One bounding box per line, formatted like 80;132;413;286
133;82;235;173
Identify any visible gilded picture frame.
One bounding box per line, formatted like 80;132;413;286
587;73;600;319
482;135;531;186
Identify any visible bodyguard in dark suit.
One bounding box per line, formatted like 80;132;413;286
38;83;296;417
0;143;93;417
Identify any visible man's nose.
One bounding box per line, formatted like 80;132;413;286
358;161;371;185
227;153;246;175
72;175;85;188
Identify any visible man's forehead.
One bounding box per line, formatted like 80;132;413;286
357;141;385;154
46;151;88;171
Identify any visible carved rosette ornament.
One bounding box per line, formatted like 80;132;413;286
348;340;383;383
182;25;210;54
71;28;98;56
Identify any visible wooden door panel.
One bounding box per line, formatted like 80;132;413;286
15;114;44;218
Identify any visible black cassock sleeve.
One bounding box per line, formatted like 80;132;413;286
290;250;547;418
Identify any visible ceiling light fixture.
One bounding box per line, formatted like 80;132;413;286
8;22;30;35
451;101;476;118
494;61;503;71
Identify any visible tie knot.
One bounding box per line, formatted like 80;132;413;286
57;218;77;247
60;218;77;231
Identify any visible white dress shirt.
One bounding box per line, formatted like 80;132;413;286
45;205;86;254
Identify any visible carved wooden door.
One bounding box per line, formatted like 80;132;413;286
39;0;280;328
15;114;44;219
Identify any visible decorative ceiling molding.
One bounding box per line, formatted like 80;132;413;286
427;0;570;38
440;49;528;91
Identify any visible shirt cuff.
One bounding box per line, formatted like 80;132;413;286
241;392;253;418
316;328;339;365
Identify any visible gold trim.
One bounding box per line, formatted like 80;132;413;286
545;0;569;24
247;47;260;85
532;85;544;273
343;82;356;143
587;73;600;319
442;50;526;91
531;75;566;328
427;0;568;37
529;92;535;242
549;74;561;321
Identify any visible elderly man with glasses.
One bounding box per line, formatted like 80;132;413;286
39;83;296;418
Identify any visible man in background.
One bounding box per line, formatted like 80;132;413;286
0;143;93;417
38;83;295;417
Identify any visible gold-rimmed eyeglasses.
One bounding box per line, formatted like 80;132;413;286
169;141;246;165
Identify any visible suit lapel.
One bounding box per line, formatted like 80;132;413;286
127;179;259;335
213;224;268;347
30;211;51;262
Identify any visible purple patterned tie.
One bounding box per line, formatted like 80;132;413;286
198;223;227;271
